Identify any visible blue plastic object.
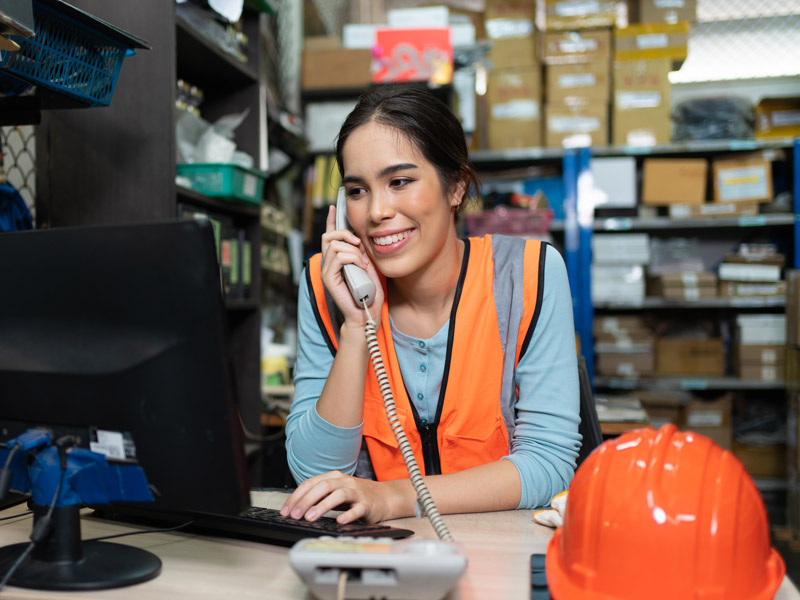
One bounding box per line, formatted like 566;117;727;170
1;429;153;507
0;1;143;106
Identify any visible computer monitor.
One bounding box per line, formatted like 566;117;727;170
0;220;251;588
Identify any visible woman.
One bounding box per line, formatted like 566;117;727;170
281;84;580;526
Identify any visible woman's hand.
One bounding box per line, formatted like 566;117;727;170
280;471;410;525
321;205;384;328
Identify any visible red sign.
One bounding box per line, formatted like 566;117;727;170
372;28;453;84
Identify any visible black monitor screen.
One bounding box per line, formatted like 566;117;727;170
0;220;250;516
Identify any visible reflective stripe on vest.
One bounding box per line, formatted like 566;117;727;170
306;235;545;481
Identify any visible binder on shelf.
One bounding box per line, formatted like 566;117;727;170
219;219;241;299
239;229;253;300
311;154;329;209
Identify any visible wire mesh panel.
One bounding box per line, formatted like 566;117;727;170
672;0;800;83
1;125;36;221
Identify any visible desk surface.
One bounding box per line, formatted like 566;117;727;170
1;491;798;600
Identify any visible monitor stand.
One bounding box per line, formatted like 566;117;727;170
0;504;161;590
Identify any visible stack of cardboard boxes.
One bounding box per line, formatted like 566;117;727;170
485;0;542;149
611;0;693;146
540;4;615;147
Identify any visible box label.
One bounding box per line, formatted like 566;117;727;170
555;1;601;16
491;99;539;120
617;91;662;110
243;174;257;198
559;38;599;53
559;73;596;88
719;166;769;202
486;18;533;39
636;33;669;49
549;116;600;133
688;411;723;427
772;110;800;127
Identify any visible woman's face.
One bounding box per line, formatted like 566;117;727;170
341;121;461;280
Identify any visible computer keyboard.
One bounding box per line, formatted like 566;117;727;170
192;506;415;546
90;504;415;547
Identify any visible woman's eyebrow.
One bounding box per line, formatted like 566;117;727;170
342;163;418;185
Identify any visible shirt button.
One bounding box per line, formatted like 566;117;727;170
420;364;427;372
417;393;424;400
421;418;428;425
418;341;426;348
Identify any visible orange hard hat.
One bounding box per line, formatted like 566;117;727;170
546;424;785;600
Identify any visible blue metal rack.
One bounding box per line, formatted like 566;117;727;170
563;148;595;385
795;138;800;269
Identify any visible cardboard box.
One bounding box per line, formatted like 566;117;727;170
684;394;732;449
542;0;619;30
642;158;707;205
718;280;786;298
755;97;800;139
733;441;786;478
668;201;759;220
488;35;538;69
737;344;786;366
789;270;800;348
596;351;655;377
546;62;610;102
655;338;724;376
612;59;672;146
638;390;688;428
541;29;612;64
712;155;774;204
738;364;785;381
487;67;542;149
485;0;536;21
614;21;690;65
593;315;650;336
639;0;697;24
301;45;373;90
648;271;717;300
545;101;609;148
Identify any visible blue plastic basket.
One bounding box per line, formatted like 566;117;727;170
0;2;137;106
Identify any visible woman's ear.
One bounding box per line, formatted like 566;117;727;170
450;178;467;209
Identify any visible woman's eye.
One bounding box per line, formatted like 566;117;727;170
347;186;365;197
390;178;411;188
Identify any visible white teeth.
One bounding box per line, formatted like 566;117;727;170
373;231;409;246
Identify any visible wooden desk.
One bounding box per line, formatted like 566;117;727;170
1;491;798;600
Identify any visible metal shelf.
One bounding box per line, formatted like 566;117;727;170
594;296;786;310
469;138;796;166
550;213;794;232
595;376;786;391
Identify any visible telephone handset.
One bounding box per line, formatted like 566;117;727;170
335;186;376;308
334;188;452;542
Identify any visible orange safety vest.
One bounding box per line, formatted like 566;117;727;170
306;235;545;481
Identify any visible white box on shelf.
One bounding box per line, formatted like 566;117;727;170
592;233;650;265
592;265;645;303
306;100;359;152
592;157;636;209
736;314;787;345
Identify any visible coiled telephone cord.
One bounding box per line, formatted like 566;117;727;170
362;303;453;542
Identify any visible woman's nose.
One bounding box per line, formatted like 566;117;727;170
369;189;395;222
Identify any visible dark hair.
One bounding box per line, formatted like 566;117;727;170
335;84;480;215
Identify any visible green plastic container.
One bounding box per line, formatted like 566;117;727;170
177;163;267;205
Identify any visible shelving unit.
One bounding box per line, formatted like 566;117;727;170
470;137;800;388
32;1;274;484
